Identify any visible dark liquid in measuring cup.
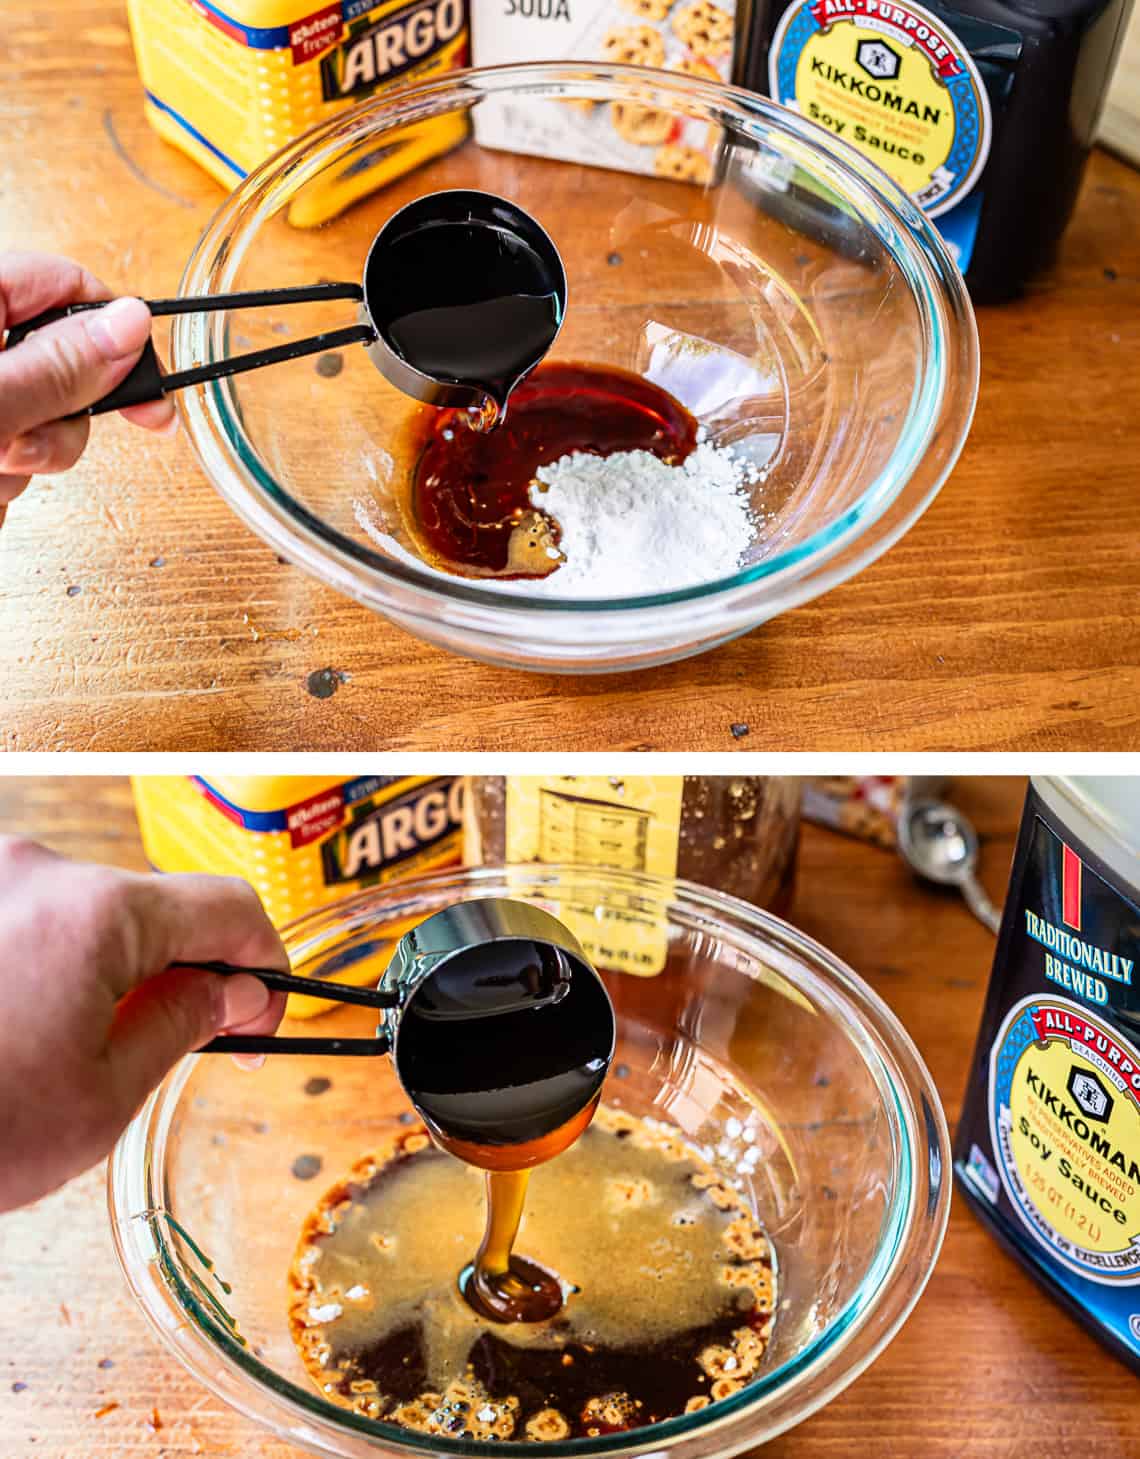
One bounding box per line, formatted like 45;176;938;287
366;218;563;422
408;362;698;576
395;939;614;1322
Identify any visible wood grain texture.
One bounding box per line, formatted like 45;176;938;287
1;5;1139;750
1;776;1137;1458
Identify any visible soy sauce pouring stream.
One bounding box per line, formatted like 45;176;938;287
2;191;567;428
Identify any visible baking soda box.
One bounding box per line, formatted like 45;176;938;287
471;0;739;183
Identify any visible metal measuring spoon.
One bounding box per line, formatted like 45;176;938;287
2;191;566;420
898;799;1003;934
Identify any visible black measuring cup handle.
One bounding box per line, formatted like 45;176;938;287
3;307;169;414
203;1034;392;1055
2;283;374;418
173;960;397;1057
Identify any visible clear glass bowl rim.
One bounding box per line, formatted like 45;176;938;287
174;61;980;624
109;863;951;1458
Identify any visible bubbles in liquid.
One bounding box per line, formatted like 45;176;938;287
288;1106;778;1441
463;395;504;434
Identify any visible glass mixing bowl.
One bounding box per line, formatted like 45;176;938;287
110;864;950;1456
175;63;978;672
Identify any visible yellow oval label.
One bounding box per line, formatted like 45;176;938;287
769;0;991;217
990;995;1140;1283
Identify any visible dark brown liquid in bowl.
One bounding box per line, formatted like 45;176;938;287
407;363;698;577
288;1108;777;1440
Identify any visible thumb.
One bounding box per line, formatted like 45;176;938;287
107;967;273;1119
0;296;153;442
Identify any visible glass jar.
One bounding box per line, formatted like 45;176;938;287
465;775;800;914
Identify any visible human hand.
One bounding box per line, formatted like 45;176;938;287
0;837;288;1213
0;252;177;522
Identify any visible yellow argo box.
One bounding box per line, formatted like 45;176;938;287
132;775;464;1016
125;0;470;227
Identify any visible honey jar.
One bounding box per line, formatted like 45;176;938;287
464;775;801;976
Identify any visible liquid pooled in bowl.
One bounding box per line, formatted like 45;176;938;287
405;363;699;579
288;1104;777;1440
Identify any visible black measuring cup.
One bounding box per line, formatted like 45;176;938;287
3;191;567;422
191;900;615;1155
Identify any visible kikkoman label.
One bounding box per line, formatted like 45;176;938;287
990;994;1140;1284
769;0;992;216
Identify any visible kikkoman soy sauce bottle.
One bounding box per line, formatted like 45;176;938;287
954;777;1140;1371
739;0;1134;300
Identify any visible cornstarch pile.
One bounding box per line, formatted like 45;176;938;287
514;437;763;598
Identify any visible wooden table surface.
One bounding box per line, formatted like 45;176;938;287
1;775;1137;1458
2;5;1139;751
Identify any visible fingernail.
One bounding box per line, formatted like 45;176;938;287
4;432;47;469
220;972;271;1029
233;1053;266;1072
156;410;180;437
82;296;152;361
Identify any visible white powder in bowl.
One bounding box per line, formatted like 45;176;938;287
518;440;760;598
354;436;763;599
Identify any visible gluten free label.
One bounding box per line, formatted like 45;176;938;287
990;995;1140;1284
769;0;991;217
